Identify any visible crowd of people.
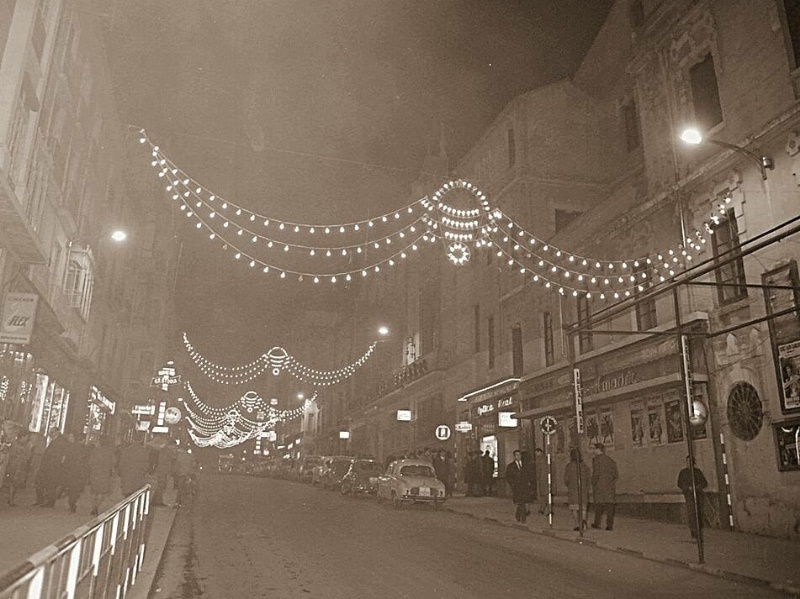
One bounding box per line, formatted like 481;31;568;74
0;426;199;515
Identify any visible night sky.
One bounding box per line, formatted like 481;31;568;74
101;0;613;397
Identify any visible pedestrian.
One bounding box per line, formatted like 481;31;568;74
505;450;532;523
467;451;483;497
88;436;115;516
590;443;618;531
444;450;456;498
36;427;70;507
533;447;551;515
677;455;708;540
152;439;176;506
481;449;495;496
64;433;92;513
173;445;198;508
433;449;446;483
5;430;32;506
520;450;536;516
118;433;151;496
563;448;591;532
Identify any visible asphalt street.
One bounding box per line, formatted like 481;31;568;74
151;474;787;599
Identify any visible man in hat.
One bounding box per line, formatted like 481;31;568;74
591;443;618;531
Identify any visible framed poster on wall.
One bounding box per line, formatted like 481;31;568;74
762;262;800;414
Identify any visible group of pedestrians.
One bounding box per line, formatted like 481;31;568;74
2;426;199;514
465;449;497;497
505;442;708;538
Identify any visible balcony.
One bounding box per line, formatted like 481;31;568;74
360;353;438;405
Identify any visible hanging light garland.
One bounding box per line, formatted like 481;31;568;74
138;130;726;303
183;332;378;386
182;384;315;448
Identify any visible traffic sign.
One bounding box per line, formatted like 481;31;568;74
435;424;451;441
541;415;558;436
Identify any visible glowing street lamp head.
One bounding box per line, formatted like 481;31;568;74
110;229;128;242
377;326;390;337
680;127;703;145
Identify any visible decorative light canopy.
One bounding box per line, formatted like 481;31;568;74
138;129;728;302
183;332;377;387
183;384;315;449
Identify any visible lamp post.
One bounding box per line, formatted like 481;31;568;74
679;127;774;180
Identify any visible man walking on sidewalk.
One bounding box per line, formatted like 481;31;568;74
505;450;532;523
591;443;618;531
677;455;708;540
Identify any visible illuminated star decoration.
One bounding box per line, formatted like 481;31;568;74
182;384;316;449
139;129;732;302
183;333;377;387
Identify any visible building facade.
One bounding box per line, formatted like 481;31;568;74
0;0;179;448
328;0;800;538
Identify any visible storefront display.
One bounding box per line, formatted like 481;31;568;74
0;346;35;426
86;385;116;439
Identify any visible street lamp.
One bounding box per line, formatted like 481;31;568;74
110;229;128;242
377;325;390;338
679;127;774;180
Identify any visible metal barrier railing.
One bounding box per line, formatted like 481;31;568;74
0;485;152;599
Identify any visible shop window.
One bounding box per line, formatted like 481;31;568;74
727;382;763;441
633;264;657;330
622;100;641;152
576;296;593;353
689;54;723;133
711;209;748;305
487;315;495;369
781;0;800;70
543;311;555;367
511;324;523;377
507;127;516;168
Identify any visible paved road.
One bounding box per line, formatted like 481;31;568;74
152;474;786;598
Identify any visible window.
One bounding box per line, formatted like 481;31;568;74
576;296;593;354
554;209;582;233
511;324;523;377
711;209;748;304
507;128;516;167
782;0;800;69
633;264;657;330
487;316;495;369
473;304;481;353
690;54;723;132
543;312;555;367
623;100;641;152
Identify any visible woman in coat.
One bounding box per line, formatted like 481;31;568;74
563;448;591;532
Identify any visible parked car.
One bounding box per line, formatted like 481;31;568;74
376;459;446;509
299;455;323;483
319;456;353;490
340;459;383;496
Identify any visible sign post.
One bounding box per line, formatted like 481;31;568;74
573;368;586;536
541;415;557;528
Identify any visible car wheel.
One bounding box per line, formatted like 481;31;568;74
392;491;401;510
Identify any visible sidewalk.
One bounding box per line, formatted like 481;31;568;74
0;480;178;597
443;494;800;597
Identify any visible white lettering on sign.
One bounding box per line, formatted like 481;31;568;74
435;425;451;441
477;403;495;416
455;421;473;433
574;368;584;434
498;397;514;408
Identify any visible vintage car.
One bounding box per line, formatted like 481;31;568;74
339;459;383;496
376;459;446;508
319;456;354;490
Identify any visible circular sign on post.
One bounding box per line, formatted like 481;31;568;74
540;415;558;436
164;406;182;425
435;424;451;441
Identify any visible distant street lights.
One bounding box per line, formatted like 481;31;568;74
679;127;774;180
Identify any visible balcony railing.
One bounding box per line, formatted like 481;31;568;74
361;354;435;405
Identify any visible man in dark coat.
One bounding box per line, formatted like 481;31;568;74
677;455;708;539
36;427;70;507
481;450;495;496
505;450;532;523
590;443;619;530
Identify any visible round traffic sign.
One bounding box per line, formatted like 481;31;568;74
435;424;451;441
540;415;558;436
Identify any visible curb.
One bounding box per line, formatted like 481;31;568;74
127;506;180;599
443;506;799;596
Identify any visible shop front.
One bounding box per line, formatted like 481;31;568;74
85;385;116;442
457;377;530;496
516;334;718;522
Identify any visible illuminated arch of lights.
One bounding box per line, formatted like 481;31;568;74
138;130;729;302
183;332;377;387
182;384;316;449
